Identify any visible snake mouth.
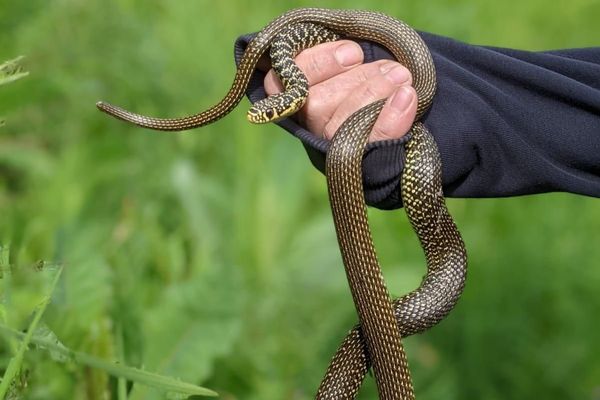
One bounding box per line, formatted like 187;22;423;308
247;107;284;124
246;107;267;124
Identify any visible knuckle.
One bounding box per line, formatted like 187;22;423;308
293;58;321;85
354;67;372;83
355;61;388;83
306;54;325;78
297;46;335;82
363;84;382;100
357;78;389;101
377;60;413;86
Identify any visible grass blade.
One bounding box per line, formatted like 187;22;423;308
0;324;218;398
0;266;62;398
0;56;29;87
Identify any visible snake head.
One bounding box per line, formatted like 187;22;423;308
247;106;277;124
247;92;307;124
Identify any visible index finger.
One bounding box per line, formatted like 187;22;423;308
264;40;364;94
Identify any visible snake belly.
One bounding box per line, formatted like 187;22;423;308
95;7;468;399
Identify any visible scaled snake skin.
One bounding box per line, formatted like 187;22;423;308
96;8;468;400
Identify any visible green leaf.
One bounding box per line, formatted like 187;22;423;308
0;266;62;398
130;263;244;400
0;56;29;87
32;324;70;363
0;324;218;398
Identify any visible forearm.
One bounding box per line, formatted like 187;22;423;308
234;32;600;209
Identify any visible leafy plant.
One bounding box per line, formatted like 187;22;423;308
0;57;28;87
0;56;29;127
0;255;218;399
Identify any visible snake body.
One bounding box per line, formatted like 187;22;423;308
321;113;466;399
96;8;467;399
96;8;435;128
326;98;415;399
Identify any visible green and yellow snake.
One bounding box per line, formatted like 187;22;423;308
97;8;467;400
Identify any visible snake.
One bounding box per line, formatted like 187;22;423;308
96;8;468;400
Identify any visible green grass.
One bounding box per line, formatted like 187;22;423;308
1;0;599;399
0;263;61;399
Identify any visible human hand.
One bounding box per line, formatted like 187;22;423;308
263;40;417;142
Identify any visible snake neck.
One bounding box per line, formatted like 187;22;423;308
247;23;340;124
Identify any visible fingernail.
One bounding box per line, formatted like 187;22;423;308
335;43;363;67
391;86;415;111
383;65;410;85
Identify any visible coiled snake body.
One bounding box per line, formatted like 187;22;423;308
97;8;467;400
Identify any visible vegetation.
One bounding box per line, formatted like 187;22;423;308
1;0;599;399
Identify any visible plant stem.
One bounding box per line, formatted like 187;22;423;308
0;324;218;398
0;267;62;398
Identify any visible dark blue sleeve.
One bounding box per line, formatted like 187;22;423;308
234;32;600;209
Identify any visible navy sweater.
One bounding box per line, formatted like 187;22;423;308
234;32;600;209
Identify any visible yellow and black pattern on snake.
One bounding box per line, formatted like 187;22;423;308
95;7;467;400
247;23;339;123
96;8;435;130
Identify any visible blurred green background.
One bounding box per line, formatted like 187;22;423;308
1;0;599;399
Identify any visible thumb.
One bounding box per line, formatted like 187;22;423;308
370;85;418;142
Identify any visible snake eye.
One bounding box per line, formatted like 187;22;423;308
265;109;274;120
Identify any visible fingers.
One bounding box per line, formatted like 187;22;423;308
264;40;364;94
263;40;417;143
320;61;415;141
301;60;409;135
